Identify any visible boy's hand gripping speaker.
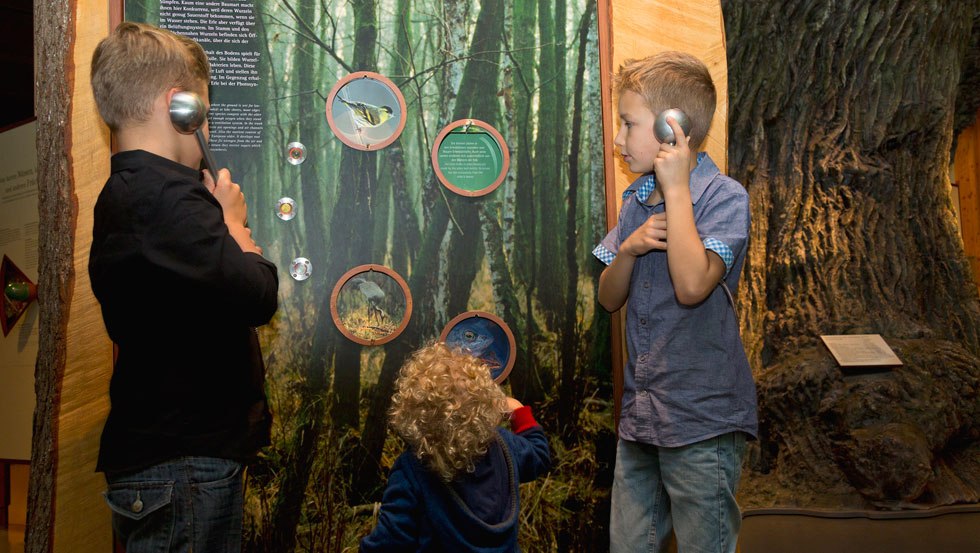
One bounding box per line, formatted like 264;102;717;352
169;91;219;181
654;108;692;146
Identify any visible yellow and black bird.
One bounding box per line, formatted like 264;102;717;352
339;98;393;128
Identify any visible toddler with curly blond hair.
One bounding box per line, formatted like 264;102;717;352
360;342;550;552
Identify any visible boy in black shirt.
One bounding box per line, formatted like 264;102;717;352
88;21;278;553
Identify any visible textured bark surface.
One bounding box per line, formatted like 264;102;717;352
28;1;73;552
724;0;980;509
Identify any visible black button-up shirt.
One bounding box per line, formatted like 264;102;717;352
90;150;279;473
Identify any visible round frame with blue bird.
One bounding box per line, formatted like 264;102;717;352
431;119;510;197
439;311;516;384
325;72;407;151
330;264;413;345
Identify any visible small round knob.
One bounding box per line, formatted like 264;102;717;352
4;281;34;302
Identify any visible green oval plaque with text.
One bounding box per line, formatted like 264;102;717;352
436;130;504;192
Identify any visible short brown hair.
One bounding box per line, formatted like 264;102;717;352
91;22;210;131
388;342;509;482
615;51;716;150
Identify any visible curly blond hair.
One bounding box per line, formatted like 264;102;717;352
389;342;509;482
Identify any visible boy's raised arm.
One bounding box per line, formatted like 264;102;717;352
656;117;727;304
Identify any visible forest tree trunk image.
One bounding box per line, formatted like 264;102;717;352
723;0;980;508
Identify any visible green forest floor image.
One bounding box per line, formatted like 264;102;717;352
245;273;614;552
242;392;617;552
340;310;399;341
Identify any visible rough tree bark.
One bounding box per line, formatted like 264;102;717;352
29;3;73;552
724;0;980;508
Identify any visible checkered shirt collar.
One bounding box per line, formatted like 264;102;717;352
622;152;709;203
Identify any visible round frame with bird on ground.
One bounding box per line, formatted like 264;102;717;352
440;311;516;383
325;71;407;151
330;264;412;345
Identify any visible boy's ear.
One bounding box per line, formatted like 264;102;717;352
164;87;182;108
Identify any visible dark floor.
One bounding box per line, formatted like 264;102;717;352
739;505;980;553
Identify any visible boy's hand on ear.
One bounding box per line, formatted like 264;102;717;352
654;116;692;194
206;168;249;227
204;169;263;255
505;397;524;411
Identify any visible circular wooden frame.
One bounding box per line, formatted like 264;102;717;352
329;264;412;346
431;119;510;197
439;310;517;383
325;71;407;151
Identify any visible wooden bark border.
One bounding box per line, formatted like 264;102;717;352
28;0;75;549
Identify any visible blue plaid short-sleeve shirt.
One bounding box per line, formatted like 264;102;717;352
593;154;757;446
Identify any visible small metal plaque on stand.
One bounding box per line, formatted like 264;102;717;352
820;334;903;369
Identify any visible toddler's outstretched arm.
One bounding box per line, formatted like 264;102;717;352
508;405;551;483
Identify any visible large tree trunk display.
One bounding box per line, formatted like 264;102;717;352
723;0;980;508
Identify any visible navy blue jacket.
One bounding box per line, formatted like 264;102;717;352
360;407;550;552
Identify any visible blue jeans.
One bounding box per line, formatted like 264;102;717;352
104;456;244;553
610;433;746;553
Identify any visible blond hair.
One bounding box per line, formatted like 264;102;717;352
615;51;716;150
91;22;210;131
389;342;509;482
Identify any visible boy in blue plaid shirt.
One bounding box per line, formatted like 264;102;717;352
594;51;756;553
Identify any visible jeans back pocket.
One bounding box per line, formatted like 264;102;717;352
104;481;176;551
104;481;174;520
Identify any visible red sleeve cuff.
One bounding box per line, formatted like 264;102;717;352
509;406;539;434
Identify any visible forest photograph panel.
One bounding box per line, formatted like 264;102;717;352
128;0;612;550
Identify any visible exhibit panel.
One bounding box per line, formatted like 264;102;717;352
31;0;980;551
0;120;39;464
26;0;733;551
120;0;614;550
